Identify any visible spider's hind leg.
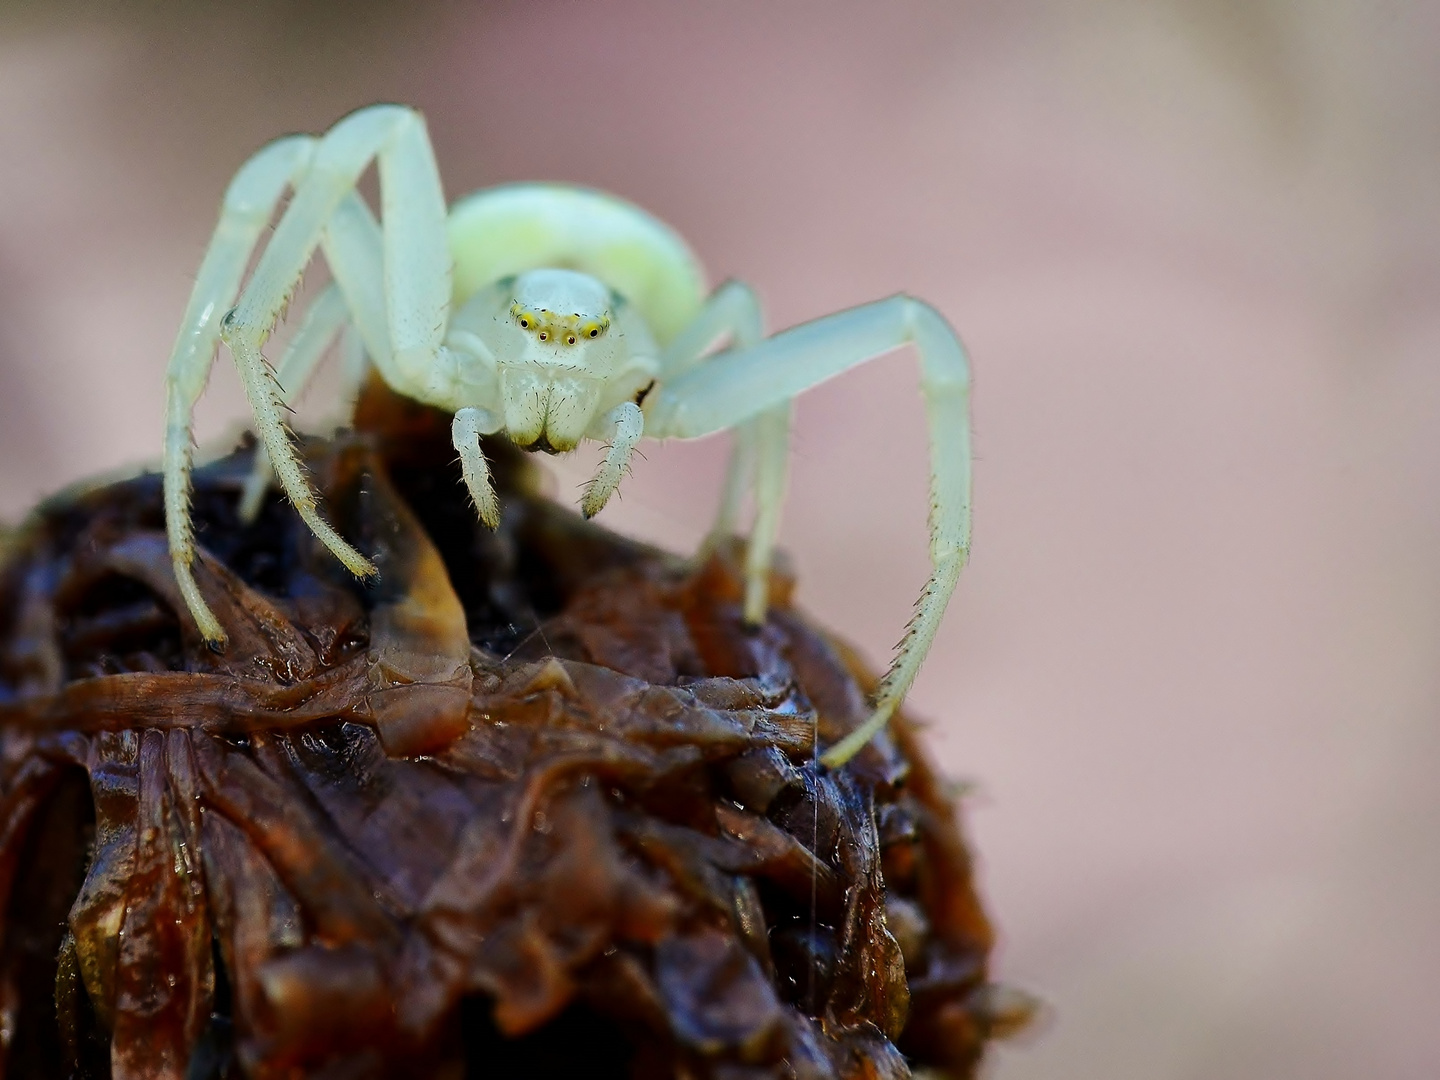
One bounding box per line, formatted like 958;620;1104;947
740;403;791;624
655;280;790;619
698;400;791;628
218;105;451;585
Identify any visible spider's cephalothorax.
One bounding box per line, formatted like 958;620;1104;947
468;268;654;454
163;105;971;766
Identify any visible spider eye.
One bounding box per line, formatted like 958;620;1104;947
519;317;530;328
588;328;599;337
538;331;548;341
566;334;577;345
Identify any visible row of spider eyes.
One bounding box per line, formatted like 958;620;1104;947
509;303;611;346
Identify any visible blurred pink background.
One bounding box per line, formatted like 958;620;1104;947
3;2;1438;1076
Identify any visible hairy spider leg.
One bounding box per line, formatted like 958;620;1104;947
240;320;372;524
216;106;453;611
452;406;503;527
580;401;646;518
645;296;972;766
237;282;351;523
657;281;792;622
164;135;317;644
237;188;422;524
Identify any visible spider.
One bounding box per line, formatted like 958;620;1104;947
163;104;971;767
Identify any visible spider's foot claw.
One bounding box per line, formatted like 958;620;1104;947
579;491;608;519
475;502;501;530
347;555;380;581
192;607;229;649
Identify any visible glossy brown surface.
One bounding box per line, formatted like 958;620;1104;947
0;385;1025;1078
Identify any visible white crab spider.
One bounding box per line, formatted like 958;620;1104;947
163;104;971;767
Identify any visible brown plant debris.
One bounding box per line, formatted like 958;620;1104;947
0;383;1032;1078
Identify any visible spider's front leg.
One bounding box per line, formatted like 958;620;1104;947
645;296;972;767
164;135;317;644
164;105;457;644
236;283;360;523
218;106;451;584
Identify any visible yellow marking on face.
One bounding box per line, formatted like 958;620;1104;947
510;302;611;346
577;317;610;342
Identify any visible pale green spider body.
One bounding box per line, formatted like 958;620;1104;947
164;105;971;766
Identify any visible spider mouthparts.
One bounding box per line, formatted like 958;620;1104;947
520;434;565;455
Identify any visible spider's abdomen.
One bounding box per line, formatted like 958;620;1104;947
447;183;706;347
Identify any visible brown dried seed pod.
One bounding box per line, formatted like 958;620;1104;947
0;381;1033;1079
